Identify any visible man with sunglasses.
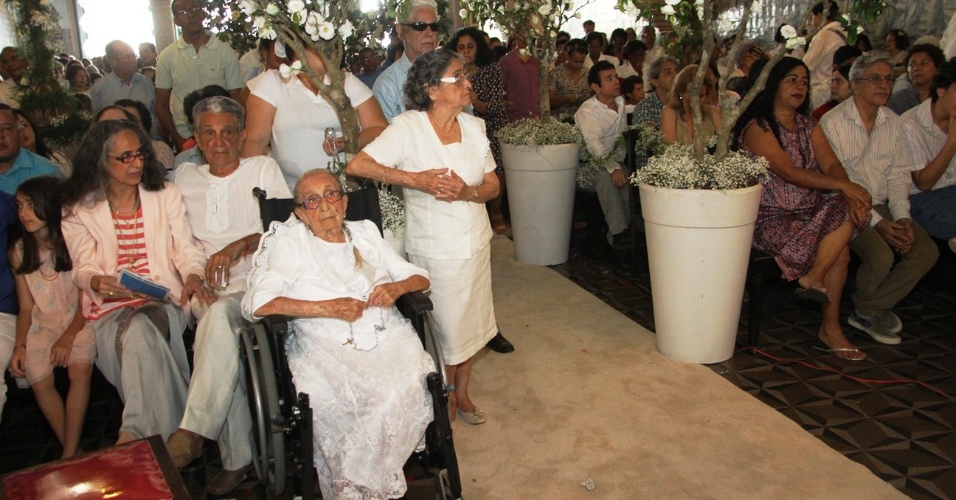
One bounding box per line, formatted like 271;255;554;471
820;54;938;346
373;0;440;122
166;96;290;495
0;104;62;195
155;0;243;151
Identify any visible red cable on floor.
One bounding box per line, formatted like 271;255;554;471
741;346;956;401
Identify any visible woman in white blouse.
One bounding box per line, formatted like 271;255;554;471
242;43;388;188
347;49;500;425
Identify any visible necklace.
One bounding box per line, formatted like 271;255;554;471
343;306;386;351
108;193;141;217
38;255;59;281
109;195;142;269
428;113;459;141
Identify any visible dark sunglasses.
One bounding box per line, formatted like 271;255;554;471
403;22;440;32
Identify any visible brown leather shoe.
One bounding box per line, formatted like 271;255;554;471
165;430;203;468
207;464;253;496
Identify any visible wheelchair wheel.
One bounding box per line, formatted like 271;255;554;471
240;324;287;497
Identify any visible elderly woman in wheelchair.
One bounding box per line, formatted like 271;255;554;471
243;169;435;499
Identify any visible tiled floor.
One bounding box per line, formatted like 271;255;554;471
1;227;953;499
552;229;956;500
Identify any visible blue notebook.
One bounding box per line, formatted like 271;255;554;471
118;269;170;300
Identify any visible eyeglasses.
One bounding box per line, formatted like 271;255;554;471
403;22;440;32
298;190;344;210
108;149;151;164
174;6;201;17
857;74;895;86
439;74;469;86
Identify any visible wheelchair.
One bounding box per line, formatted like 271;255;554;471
239;185;463;499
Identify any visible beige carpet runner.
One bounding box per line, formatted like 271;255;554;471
452;236;904;499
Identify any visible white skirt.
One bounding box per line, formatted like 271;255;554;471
409;243;497;365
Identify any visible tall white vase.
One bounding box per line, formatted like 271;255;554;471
501;143;580;265
639;183;763;364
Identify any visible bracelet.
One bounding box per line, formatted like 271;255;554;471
382;167;390;185
14;344;25;349
470;186;479;201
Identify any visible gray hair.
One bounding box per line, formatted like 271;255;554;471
849;53;892;82
403;48;461;112
294;169;342;202
404;0;438;21
647;56;678;81
192;96;245;131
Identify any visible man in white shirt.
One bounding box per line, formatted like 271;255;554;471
900;57;956;254
820;54;938;345
803;1;847;108
575;60;630;245
0;47;28;108
166;96;290;496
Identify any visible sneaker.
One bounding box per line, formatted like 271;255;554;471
848;312;901;345
873;310;902;334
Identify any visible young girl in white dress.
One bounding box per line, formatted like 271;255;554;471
9;176;95;458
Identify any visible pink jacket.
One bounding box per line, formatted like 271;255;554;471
62;182;206;317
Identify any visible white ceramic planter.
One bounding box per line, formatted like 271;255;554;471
501;142;580;265
640;183;762;364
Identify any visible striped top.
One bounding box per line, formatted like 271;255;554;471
86;207;149;319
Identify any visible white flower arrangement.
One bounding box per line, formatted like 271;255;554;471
496;118;582;147
378;186;406;236
631;145;768;190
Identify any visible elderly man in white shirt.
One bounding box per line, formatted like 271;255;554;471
575;60;630;246
900;57;956;254
165;96;291;496
820;54;938;346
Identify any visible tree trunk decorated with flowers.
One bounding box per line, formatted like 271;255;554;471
238;0;390;159
4;0;90;153
613;0;801;363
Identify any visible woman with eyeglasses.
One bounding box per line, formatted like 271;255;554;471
242;42;388;188
661;64;721;146
732;57;871;362
348;48;501;426
245;168;433;500
61;119;210;444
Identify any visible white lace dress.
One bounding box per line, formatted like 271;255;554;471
243;218;434;500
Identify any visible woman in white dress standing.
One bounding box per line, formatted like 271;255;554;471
242;42;388;188
347;48;500;425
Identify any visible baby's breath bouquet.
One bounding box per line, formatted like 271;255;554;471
632;145;767;190
495;118;581;146
378;185;405;236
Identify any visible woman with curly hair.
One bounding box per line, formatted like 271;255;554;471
61;119;210;444
348;48;500;425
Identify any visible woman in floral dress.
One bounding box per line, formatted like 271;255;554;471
733;57;872;361
448;27;509;233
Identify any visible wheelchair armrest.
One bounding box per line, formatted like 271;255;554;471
261;315;291;333
397;291;432;314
